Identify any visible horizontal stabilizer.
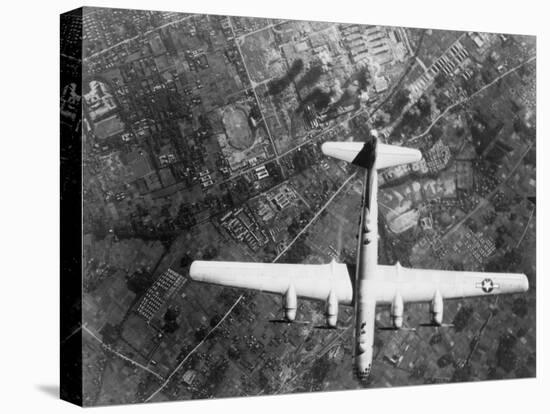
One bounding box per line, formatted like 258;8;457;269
321;140;422;170
377;143;422;169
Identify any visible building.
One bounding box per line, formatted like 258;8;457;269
425;140;451;173
374;76;389;94
255;166;269;180
137;269;185;321
220;207;269;251
84;80;118;121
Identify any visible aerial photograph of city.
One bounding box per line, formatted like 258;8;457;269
61;6;536;406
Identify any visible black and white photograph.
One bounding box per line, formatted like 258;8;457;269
60;4;537;406
1;1;548;413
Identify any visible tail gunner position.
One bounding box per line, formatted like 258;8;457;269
190;134;529;381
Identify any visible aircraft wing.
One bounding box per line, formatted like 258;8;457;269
189;261;527;306
375;264;529;303
189;260;354;305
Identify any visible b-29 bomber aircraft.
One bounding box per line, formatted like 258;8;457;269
190;136;529;380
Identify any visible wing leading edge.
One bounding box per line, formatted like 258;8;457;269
374;264;528;304
190;261;527;306
190;260;354;305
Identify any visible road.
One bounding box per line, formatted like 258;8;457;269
84;14;196;61
228;17;286;178
442;141;534;240
386;33;465;134
83;325;164;381
138;33;431;400
275;317;353;394
406;55;537;143
274;172;358;261
147;27;424;198
235;20;291;42
144;297;244;402
516;205;535;248
144;168;359;402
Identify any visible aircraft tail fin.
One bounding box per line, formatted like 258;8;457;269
321;139;422;170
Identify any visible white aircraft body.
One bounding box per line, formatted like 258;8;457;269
190;137;529;381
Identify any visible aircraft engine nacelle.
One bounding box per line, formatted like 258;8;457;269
325;290;339;328
391;292;404;329
430;290;443;326
283;284;297;322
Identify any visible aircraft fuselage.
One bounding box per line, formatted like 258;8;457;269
353;142;379;380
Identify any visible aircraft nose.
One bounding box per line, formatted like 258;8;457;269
356;365;371;382
355;353;372;382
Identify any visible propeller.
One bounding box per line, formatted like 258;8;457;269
376;325;417;332
268;319;310;325
313;324;348;330
418;323;454;328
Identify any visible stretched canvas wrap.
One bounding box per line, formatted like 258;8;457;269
60;6;536;407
